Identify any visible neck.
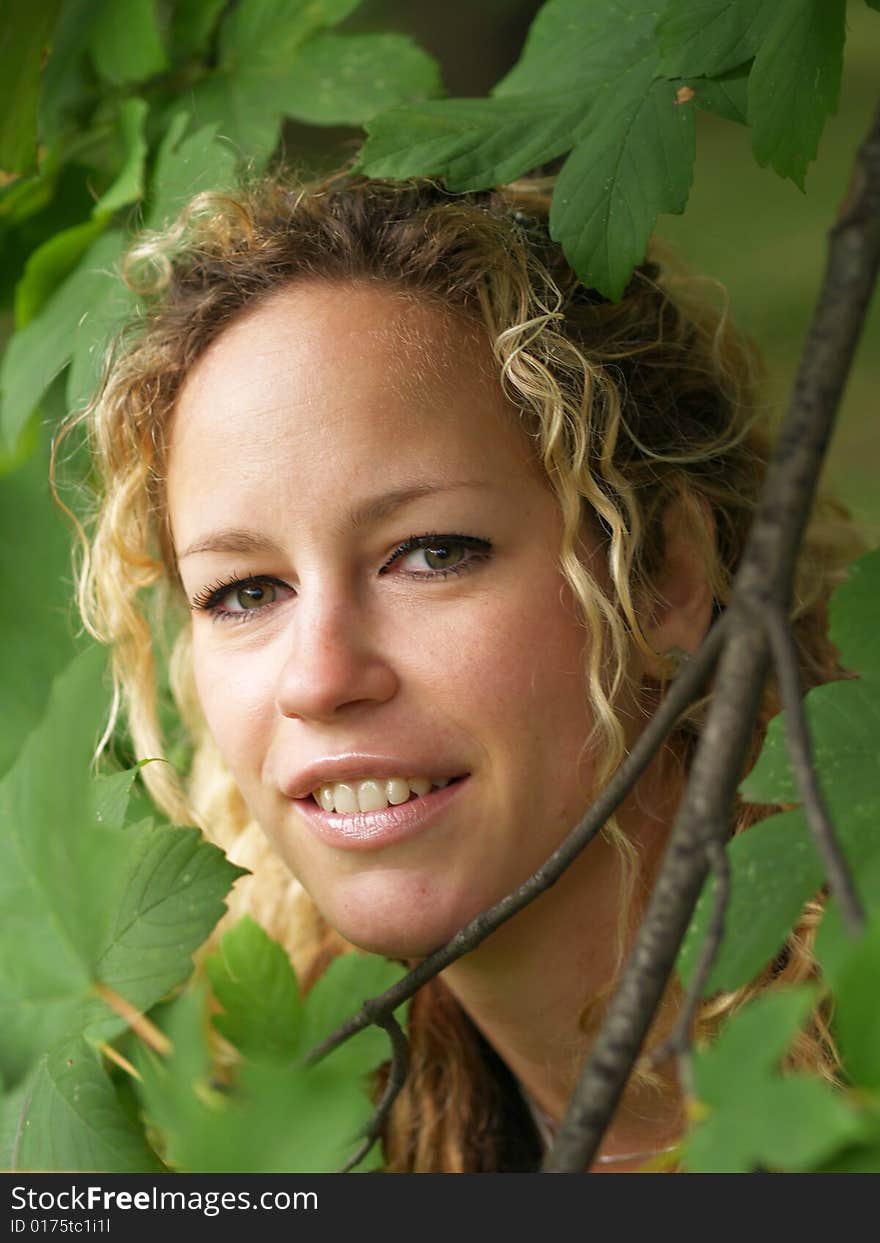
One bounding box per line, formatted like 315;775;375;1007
438;762;686;1166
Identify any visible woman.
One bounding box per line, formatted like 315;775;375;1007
60;172;853;1172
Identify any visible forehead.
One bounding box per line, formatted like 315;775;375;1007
166;281;545;546
176;279;496;416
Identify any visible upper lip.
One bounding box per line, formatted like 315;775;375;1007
282;754;469;801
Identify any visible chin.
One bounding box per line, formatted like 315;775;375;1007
319;872;483;961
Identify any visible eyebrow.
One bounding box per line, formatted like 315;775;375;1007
177;481;487;560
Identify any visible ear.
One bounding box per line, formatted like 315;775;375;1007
641;495;716;667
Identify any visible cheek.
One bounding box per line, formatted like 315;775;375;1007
191;636;274;775
435;581;591;742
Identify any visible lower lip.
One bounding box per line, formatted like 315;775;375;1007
293;777;470;851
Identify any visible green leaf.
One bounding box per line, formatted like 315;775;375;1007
678;810;821;993
830;926;880;1089
272;33;441;126
358;0;658;186
218;0;362;69
0;421;78;774
89;0;168;86
358;0;696;297
137;982;384;1172
0;647;122;1079
195;11;439;162
688;1073;866;1173
815;852;880;1089
13;216;109;328
866;0;880;12
825;1146;880;1173
0;229;127;449
1;1038;161;1172
817;1132;880;1172
748;0;846;189
0;2;63;175
677;807;880;996
551;73;696;299
657;0;775;77
741;549;880;808
359;94;585;191
188;74;284;160
0;1068;32;1166
742;682;880;810
192;0;375;159
0;649;243;1083
815;851;880;983
679;549;880;994
686;988;865;1172
704;985;818;1081
134;989;213;1164
691;65;750;125
206;917;303;1062
494;0;659;97
65;242;139;416
91;766;146;832
206;916;408;1077
140;936;407;1172
824;547;880;677
146;115;237;230
170;0;229;61
38;0;99;147
93;97;150;216
294;952;409;1077
0;166;56;228
92;822;247;1030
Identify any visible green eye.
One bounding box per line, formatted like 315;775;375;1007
232;582;276;610
380;532;492;580
422;544;466;570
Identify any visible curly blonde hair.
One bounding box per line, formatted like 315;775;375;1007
54;170;860;1171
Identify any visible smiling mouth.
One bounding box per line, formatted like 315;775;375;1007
307;774;468;815
296;773;470;850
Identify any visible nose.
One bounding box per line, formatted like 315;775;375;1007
274;588;399;722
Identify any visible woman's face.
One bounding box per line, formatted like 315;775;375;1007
168;282;611;957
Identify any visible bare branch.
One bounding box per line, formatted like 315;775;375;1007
646;839;731;1082
760;602;866;936
94;982;171;1056
541;97;880;1174
338;1013;409;1173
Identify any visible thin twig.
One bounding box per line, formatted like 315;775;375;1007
760;601;866;935
95;1039;143;1081
303;613;728;1068
338;1013;409;1173
646;838;731;1078
94;982;172;1056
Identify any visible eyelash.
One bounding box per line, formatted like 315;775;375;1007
189;533;493;625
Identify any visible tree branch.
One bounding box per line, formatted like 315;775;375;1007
542;98;880;1174
645;838;730;1092
759;601;865;935
338;1012;409;1173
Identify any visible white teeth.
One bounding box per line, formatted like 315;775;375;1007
355;780;387;813
332;782;358;814
312;775;457;813
386;778;411;806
